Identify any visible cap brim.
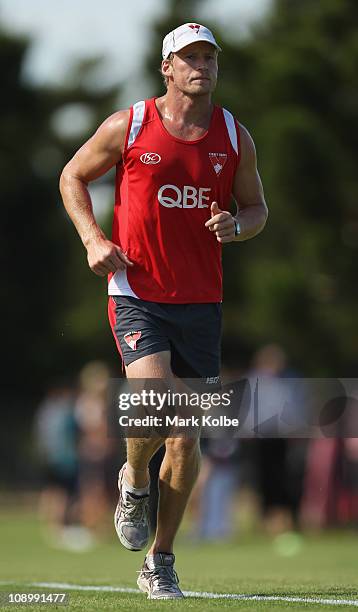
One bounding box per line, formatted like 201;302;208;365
172;37;221;54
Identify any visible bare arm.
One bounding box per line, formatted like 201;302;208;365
59;109;133;275
231;124;268;241
205;123;268;242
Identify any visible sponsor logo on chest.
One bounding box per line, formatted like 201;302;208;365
138;150;229;208
158;184;211;208
140;152;161;164
139;150;227;179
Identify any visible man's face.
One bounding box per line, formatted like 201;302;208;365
164;41;218;96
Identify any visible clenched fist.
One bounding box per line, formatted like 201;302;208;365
86;237;134;276
205;201;236;243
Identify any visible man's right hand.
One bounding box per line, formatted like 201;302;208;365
86;237;134;276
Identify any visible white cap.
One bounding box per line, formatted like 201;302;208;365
162;23;221;59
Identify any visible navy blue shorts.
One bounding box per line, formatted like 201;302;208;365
108;296;222;379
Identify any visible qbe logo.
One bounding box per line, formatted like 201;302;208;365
158;184;211;208
140;152;161;165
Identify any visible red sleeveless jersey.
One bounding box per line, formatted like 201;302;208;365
108;97;240;303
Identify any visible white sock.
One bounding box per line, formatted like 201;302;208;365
122;465;150;497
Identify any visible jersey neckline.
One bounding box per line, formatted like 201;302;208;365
152;97;217;145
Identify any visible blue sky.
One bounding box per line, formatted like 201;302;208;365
0;0;271;99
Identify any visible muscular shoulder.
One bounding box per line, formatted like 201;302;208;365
62;109;131;183
93;108;131;156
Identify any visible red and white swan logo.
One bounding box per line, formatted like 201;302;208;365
189;24;201;34
140;152;161;165
124;331;142;350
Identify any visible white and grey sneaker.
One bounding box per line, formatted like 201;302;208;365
137;553;184;599
114;464;150;551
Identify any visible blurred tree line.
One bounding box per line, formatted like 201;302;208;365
1;0;358;420
0;27;119;401
0;25;119;476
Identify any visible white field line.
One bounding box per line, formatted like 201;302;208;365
0;581;357;607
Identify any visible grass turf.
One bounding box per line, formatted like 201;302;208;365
0;509;357;610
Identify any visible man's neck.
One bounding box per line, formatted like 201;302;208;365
157;89;213;129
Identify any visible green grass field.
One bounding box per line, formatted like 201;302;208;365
0;509;357;611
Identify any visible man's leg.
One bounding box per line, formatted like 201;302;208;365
125;352;200;552
124;351;172;488
114;435;163;551
125;438;163;488
149;436;200;554
123;351;199;598
119;435;200;557
114;352;169;551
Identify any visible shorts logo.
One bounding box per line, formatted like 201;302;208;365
209;153;227;177
205;376;221;384
140;152;161;165
124;331;142;350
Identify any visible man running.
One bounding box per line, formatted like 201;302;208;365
60;22;268;599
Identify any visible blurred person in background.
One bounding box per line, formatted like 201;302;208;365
75;361;119;541
248;344;305;534
59;22;268;599
339;438;358;526
34;382;79;545
300;389;358;529
192;438;240;540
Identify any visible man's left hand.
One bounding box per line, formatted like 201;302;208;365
205;201;236;243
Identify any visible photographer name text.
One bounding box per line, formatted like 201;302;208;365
118;415;239;428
